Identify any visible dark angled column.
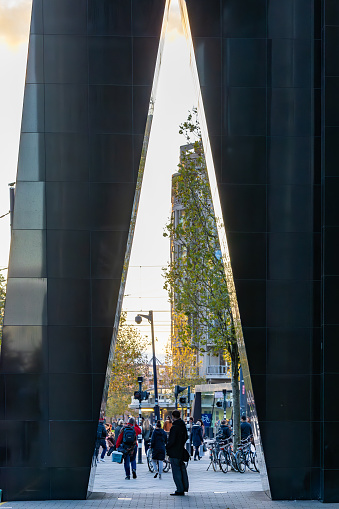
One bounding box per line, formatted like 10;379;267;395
186;0;323;501
321;0;339;502
0;0;165;501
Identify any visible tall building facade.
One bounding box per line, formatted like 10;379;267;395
0;0;338;503
170;145;231;385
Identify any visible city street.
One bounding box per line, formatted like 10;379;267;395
1;453;339;508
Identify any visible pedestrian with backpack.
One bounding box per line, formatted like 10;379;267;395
115;417;141;480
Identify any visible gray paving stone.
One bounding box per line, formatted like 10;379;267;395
2;453;339;507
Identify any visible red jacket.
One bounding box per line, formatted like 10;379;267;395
116;424;141;448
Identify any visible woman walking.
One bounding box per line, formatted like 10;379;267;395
142;418;153;454
191;420;203;460
151;420;167;479
164;415;172;434
114;419;124;442
197;419;205;457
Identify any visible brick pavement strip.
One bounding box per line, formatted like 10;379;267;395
2;493;339;509
1;455;339;508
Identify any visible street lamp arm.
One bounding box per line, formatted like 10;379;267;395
136;311;153;323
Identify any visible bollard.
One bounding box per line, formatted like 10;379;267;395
137;433;143;464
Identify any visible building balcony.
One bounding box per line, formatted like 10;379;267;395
206;365;230;378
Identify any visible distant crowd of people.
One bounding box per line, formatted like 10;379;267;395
95;413;252;496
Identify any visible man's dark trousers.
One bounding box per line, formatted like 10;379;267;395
170;458;189;493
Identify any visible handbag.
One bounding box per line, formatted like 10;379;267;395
183;447;190;462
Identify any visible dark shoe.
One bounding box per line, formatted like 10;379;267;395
154;472;158;478
194;458;197;461
170;492;185;496
132;470;137;479
125;476;130;480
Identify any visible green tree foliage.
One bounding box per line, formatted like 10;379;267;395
107;313;150;419
163;110;241;448
162;335;205;393
0;273;6;346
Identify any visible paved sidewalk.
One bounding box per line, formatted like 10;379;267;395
93;451;261;493
2;491;339;508
1;454;339;508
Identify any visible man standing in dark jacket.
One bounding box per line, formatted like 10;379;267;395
166;410;189;496
240;415;252;440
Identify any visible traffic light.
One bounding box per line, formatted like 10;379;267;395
134;390;149;401
175;385;187;398
216;401;222;407
179;396;187;405
134;391;142;401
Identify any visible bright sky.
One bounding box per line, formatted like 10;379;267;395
0;0;31;273
0;0;198;359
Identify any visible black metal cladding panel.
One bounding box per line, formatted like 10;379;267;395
0;0;166;501
186;0;318;501
323;2;339;502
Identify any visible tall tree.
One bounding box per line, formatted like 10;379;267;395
0;273;6;346
107;313;150;419
163;110;241;448
162;334;205;393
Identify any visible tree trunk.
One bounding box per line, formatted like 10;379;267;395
231;349;240;452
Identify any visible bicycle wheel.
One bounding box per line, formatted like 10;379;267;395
218;450;229;473
212;449;219;471
147;450;154;473
252;451;259;473
236;450;246;473
246;450;257;472
163;458;170;472
230;452;238;471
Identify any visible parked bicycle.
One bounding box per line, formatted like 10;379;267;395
235;435;259;473
218;436;238;473
207;438;235;472
207;438;220;471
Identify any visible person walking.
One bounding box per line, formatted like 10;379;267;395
142;418;153;454
191;420;203;460
151;420;167;479
196;419;205;457
116;417;141;480
95;418;107;462
106;429;115;456
163;415;172;434
114;419;124;444
166;409;189;496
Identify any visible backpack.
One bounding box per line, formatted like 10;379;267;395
97;423;105;439
123;426;136;446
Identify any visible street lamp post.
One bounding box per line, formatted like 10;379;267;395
137;376;143;464
223;389;227;420
8;182;15;230
135;311;160;422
